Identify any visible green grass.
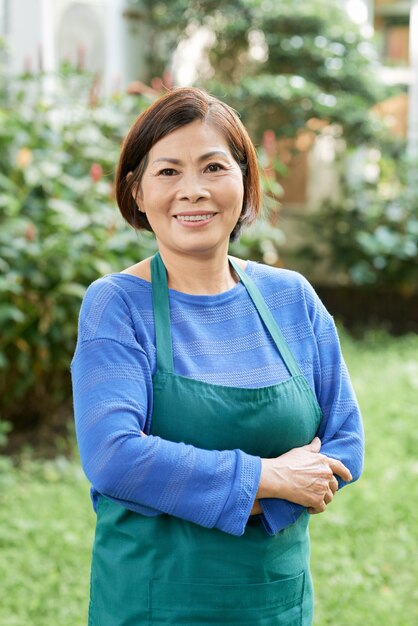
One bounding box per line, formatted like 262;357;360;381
310;330;418;625
0;455;94;626
1;330;417;625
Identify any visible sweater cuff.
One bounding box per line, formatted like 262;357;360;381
215;451;262;537
260;499;305;535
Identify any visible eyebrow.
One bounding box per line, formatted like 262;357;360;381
151;150;230;165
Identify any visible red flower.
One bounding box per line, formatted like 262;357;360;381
262;130;277;157
25;222;36;241
90;163;103;182
16;148;33;169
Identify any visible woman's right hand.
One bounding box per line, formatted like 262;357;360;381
256;437;352;510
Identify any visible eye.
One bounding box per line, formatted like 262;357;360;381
206;163;224;173
158;168;177;176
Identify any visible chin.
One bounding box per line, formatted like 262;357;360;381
175;239;227;257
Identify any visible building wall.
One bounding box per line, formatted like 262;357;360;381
2;0;149;93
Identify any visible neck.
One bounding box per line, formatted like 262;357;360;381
157;245;238;295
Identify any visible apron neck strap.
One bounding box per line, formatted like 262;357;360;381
151;252;302;378
151;252;174;373
228;258;302;378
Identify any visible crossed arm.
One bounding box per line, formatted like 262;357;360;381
139;429;352;517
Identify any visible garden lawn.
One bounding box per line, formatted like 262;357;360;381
310;330;418;625
0;331;417;626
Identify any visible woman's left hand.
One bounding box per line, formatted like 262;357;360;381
251;473;338;517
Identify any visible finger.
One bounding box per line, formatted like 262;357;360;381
326;458;352;482
329;477;339;494
328;476;339;493
304;437;321;453
308;501;326;515
140;430;148;437
324;488;334;505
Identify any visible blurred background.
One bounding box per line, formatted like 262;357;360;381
0;1;417;625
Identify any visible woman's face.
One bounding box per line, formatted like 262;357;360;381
135;120;244;259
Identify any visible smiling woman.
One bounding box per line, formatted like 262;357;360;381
115;89;261;292
131;121;245;283
116;88;260;237
71;87;364;625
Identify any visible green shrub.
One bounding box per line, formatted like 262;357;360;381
0;68;156;429
299;146;418;289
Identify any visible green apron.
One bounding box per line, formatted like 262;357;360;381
88;252;322;625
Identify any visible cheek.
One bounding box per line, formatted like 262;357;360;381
229;185;245;213
217;176;244;202
140;187;167;213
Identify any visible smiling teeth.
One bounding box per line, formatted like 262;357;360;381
176;214;214;222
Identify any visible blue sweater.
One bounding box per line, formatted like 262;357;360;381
70;260;364;537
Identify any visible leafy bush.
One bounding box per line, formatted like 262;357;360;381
299;146;418;289
0;68;156;429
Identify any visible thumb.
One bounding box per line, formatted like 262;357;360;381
305;436;321;453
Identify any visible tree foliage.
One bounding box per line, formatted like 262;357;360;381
134;0;383;143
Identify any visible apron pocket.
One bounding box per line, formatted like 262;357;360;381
148;571;305;625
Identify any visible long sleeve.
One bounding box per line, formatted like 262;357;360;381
259;277;364;536
70;279;261;537
312;319;364;484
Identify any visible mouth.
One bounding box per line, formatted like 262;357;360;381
174;213;217;222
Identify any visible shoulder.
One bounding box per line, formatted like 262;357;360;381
248;260;312;294
81;274;130;312
77;275;143;345
248;261;333;328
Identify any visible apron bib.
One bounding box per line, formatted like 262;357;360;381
88;253;322;626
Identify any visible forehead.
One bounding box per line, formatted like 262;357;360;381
149;120;232;158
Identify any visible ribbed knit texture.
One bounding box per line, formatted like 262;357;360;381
70;260;364;536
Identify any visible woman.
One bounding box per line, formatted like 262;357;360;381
71;87;364;625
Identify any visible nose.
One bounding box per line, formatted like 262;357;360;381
177;172;210;203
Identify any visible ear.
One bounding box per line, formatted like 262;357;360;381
131;180;145;213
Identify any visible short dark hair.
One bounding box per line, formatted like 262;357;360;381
115;87;261;241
